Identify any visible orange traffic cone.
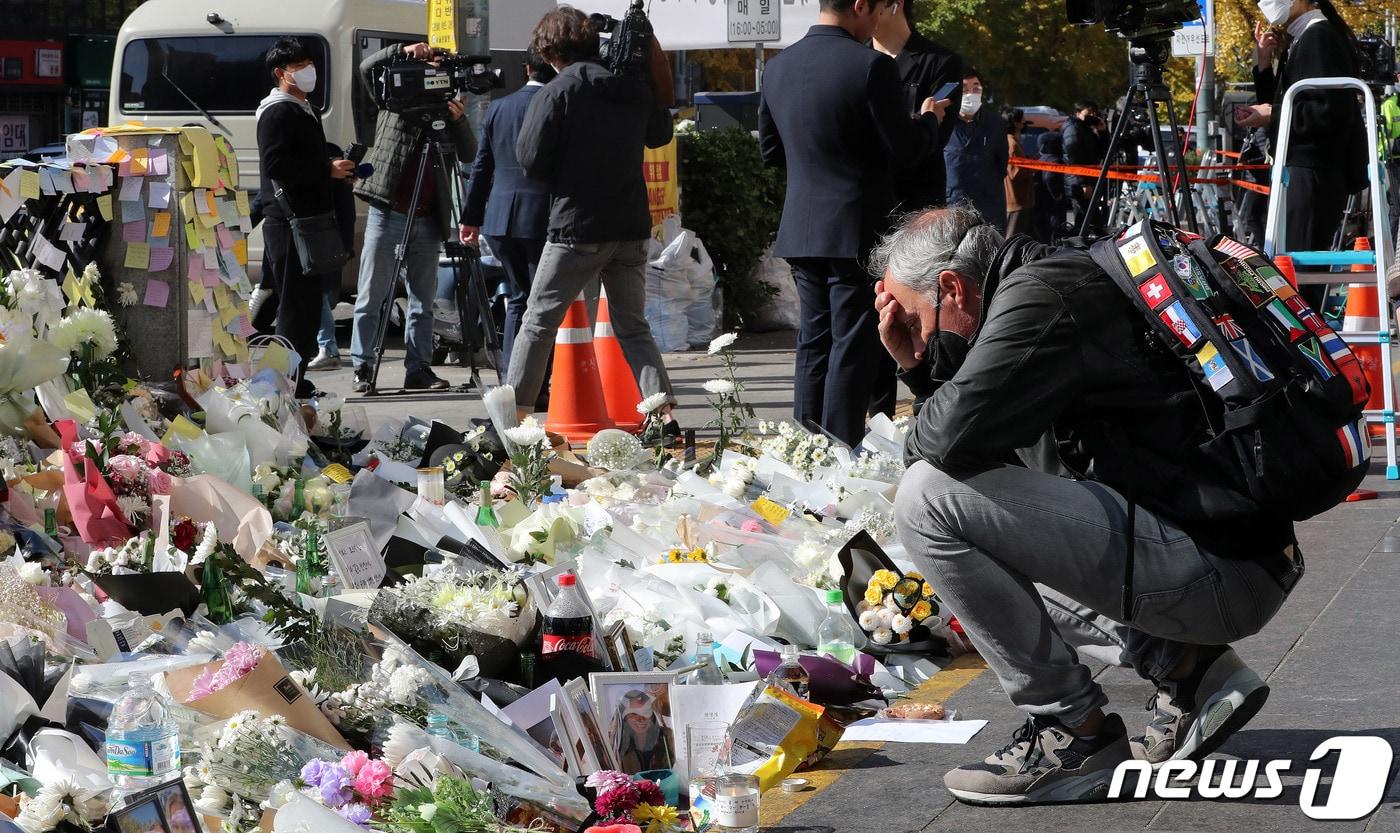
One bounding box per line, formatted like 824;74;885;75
1274;255;1297;290
1339;238;1393;442
594;289;644;432
544;294;615;443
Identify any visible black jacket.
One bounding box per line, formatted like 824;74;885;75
1253;18;1365;188
900;237;1293;559
758;25;941;260
516;60;672;244
1061;115;1105;191
891;31;964;211
257;99;334;221
463;83;551;240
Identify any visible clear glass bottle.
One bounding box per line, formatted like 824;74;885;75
816;589;857;665
766;644;810;700
105;675;181;793
475;480;499;528
684;632;726;685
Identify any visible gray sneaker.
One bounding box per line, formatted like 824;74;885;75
306;350;341;371
944;713;1133;805
1131;647;1269;764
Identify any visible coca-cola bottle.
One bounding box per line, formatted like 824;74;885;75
541;573;597;661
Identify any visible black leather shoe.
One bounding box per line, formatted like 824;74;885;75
404;369;450;391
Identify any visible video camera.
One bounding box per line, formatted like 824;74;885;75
1355;32;1397;90
1066;0;1199;41
377;51;502;117
589;0;654;80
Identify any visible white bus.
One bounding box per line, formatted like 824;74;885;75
109;0;541;291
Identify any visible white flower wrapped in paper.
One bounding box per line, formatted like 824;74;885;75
0;332;68;436
506;501;583;564
5;268;65;338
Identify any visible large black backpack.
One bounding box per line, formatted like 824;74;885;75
1090;219;1371;521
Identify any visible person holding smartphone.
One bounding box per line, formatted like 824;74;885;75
1234;0;1364;267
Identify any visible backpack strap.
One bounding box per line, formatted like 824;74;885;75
1089;220;1270;406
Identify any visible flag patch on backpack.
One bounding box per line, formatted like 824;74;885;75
1093;220;1372;522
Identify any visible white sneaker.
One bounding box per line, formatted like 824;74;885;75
306;349;342;371
248;287;273;322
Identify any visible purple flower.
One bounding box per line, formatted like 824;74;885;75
317;764;353;808
300;758;331;788
222;642;261;675
585;770;633;794
337;803;372;827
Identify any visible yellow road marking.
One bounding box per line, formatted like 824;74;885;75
759;654;989;825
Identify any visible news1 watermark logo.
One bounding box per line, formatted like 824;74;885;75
1109;736;1396;819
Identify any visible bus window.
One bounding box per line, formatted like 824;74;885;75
119;35;329;114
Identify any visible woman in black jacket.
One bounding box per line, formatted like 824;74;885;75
256;36;354;396
1235;0;1364;259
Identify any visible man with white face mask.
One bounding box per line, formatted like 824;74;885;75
256;36;355;398
944;69;1009;229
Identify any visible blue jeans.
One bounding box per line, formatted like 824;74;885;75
317;286;339;356
351;206;442;373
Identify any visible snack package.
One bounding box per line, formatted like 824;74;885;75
726;683;829;793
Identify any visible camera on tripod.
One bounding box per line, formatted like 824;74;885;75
377;51;502;116
1066;0;1200;41
1355;32;1397;90
589;0;654;79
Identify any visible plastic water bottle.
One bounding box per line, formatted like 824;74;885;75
683;632;726;685
816;589;857;665
105;675;180;792
765;644;810;700
424;712;481;754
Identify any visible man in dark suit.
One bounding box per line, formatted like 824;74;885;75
461;52;557;380
759;0;947;447
869;0;963;418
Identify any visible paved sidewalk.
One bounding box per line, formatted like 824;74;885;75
764;472;1400;833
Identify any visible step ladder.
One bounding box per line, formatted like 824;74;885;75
1263;77;1399;479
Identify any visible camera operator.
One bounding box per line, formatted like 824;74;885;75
509;7;680;434
349;41;477;393
874;206;1298;805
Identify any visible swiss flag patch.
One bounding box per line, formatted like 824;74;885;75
1138;274;1173;309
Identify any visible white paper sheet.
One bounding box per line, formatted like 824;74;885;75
840;718;988;744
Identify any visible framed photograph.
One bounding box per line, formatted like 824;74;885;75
602;622;638;672
563;677;618;773
108;779;202;833
501;679;570;767
589;671;677;776
549;692;587;776
524;560;613;669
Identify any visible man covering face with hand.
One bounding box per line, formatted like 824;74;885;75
876;207;1303;806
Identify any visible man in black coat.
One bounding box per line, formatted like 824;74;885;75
758;0;946;447
461;52;557;383
868;0;962;418
256;37;355;397
1061;99;1108;228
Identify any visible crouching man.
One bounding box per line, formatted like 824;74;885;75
875;207;1304;805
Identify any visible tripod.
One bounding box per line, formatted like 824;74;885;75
1079;35;1199;238
361;116;503;396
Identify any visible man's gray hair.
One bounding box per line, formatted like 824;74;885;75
869;206;1005;294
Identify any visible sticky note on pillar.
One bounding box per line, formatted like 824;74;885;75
151;211;171;239
180;192;197;219
188;276;206;307
233;238;247;266
149;147;168;176
216;224;234;250
148;246;174;272
96;194;113;220
184;221;199;250
144;278;170;308
119;176;142;202
234;190;250;217
125;242;150;270
259;341;292;374
122;220;146;243
129;148;149;175
148;182;172;209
